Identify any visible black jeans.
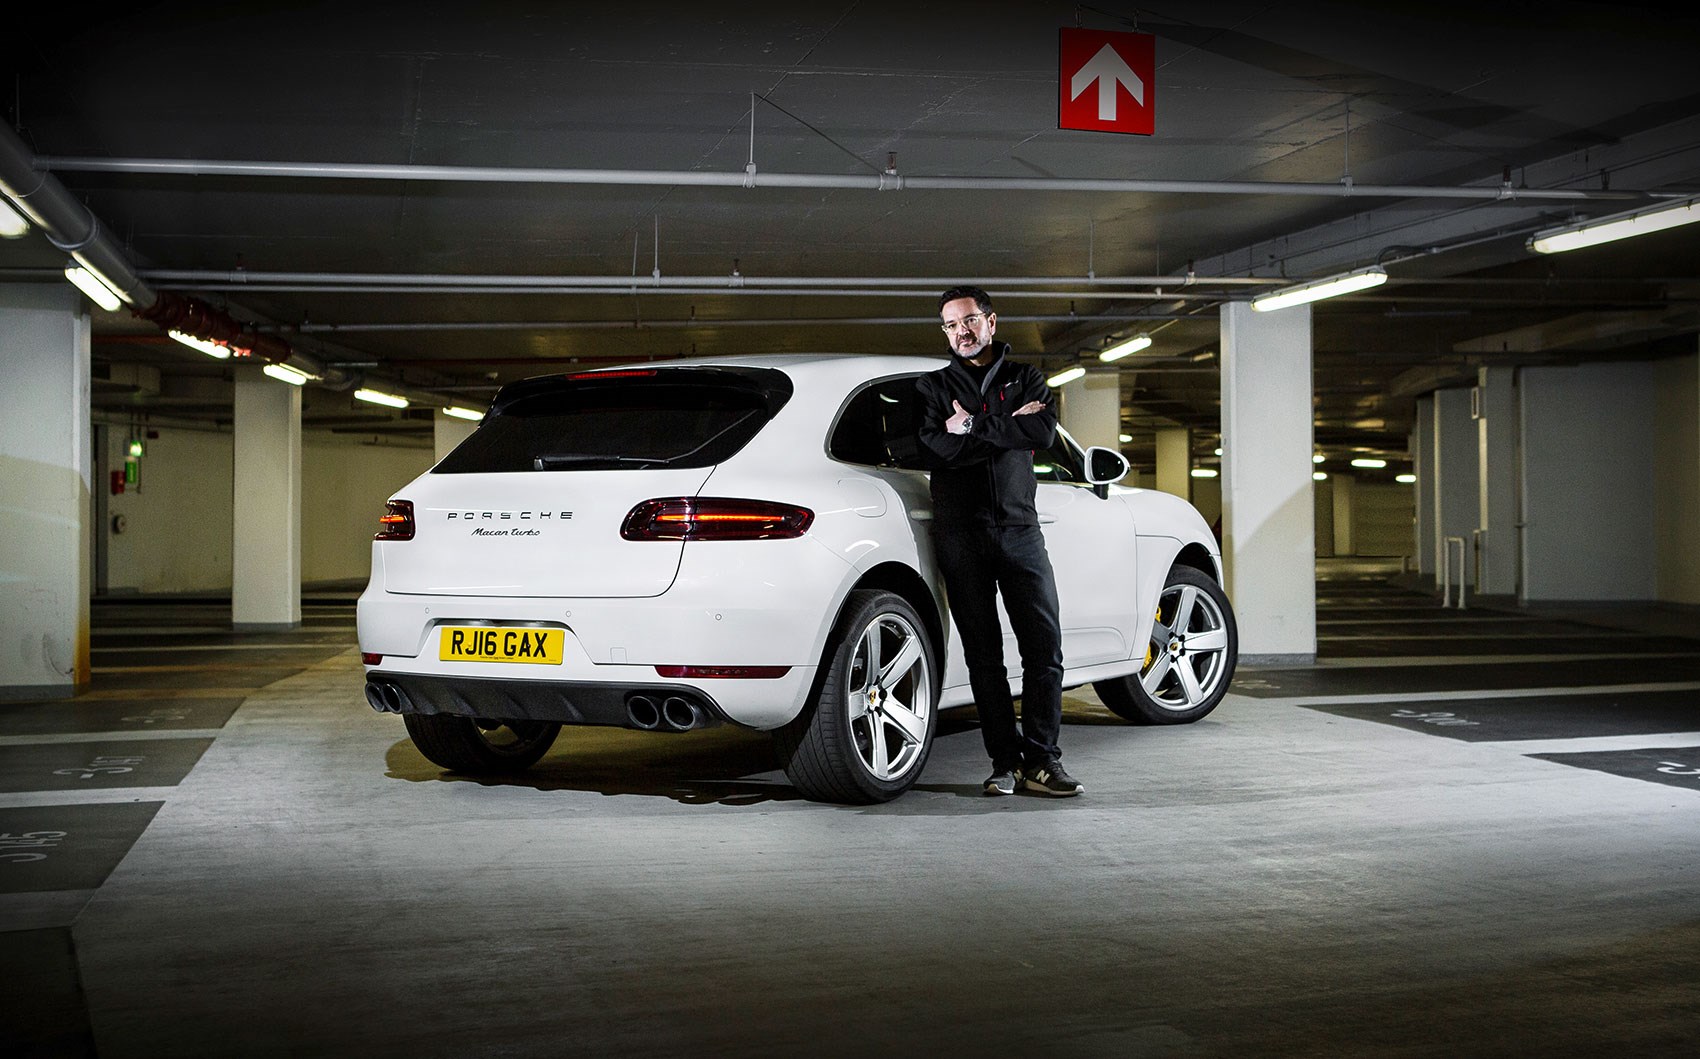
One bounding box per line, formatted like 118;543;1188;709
932;523;1064;769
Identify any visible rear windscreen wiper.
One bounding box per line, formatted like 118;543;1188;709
532;454;674;470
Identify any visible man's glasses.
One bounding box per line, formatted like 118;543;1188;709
940;313;990;334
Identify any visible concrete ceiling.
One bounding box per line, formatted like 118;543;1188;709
6;1;1700;477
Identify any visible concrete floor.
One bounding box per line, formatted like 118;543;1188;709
4;565;1699;1057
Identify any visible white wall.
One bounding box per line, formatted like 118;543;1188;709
303;438;434;583
105;427;234;594
1354;483;1416;558
1519;362;1657;602
1653;352;1700;604
103;429;433;592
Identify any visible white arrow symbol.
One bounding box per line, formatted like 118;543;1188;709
1071;43;1144;121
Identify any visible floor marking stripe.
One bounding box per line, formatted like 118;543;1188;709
1318;631;1645;641
1241;680;1700;708
1313;651;1700;668
1484;732;1700;755
0;730;226;747
0;787;183;809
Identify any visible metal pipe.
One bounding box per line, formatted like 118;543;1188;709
259;313;1192;335
137;270;1282;288
0;127;155;306
148;283;1225;301
37;155;1649;202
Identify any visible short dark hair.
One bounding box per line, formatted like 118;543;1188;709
939;285;993;314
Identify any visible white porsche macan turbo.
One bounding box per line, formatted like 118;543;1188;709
357;354;1238;803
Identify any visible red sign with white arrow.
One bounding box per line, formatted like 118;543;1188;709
1058;28;1155;135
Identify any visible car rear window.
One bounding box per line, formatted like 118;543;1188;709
433;366;793;473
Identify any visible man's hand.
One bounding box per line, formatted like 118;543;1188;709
946;400;973;435
1012;400;1047;416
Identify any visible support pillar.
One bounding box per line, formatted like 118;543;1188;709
1413;397;1435;583
1220;302;1315;664
1155;427;1191;500
1476;367;1518;598
1331;474;1356;557
1433;387;1478;590
233;367;301;630
0;285;91;699
1058;372;1121;452
434;410;478;462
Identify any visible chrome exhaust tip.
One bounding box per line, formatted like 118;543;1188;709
662;696;701;731
627;695;661;730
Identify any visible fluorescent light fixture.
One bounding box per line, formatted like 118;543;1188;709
1313;454;1326;464
263;363;309;386
64;265;123;311
1046;365;1086;388
1529;196;1700;254
0;199;30;238
1190;468;1218;479
1118;433;1133;443
1350;458;1387;469
169;329;230;359
1252;266;1387;312
442;405;485;422
1396;473;1416;484
1098;333;1152;362
355;387;409;409
1313;471;1328;481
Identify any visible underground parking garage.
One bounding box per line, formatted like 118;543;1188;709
5;5;1700;1056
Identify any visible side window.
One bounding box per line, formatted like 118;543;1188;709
828;375;928;470
1032;427;1087;484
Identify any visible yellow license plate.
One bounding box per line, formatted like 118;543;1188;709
438;626;565;665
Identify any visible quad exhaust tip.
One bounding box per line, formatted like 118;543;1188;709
364;681;410;714
626;693;704;732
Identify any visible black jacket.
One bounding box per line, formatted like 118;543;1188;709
916;342;1058;528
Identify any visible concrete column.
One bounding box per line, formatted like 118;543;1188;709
1220;302;1315;664
1155;427;1191;500
1058;372;1121;452
1413;397;1435;582
233;367;302;630
434;410;478;462
1433;387;1478;591
0;285;91;699
1331;474;1356;557
1518;363;1656;602
1476;367;1518;597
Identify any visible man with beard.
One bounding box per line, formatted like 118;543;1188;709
916;285;1081;797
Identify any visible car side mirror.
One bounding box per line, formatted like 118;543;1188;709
1084;446;1129;498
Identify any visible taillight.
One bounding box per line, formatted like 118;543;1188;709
655;665;791;679
375;500;415;541
621;498;814;541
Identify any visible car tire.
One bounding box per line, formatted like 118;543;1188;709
775;589;939;803
403;714;561;773
1094;565;1237;725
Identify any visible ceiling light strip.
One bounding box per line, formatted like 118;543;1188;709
1529;196;1700;254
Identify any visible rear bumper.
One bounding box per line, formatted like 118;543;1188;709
364;672;728;730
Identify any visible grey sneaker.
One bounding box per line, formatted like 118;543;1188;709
983;766;1019;796
1022;759;1083;797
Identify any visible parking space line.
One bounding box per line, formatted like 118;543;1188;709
0;730;227;748
1312;651;1700;668
1482;732;1700;755
1246;680;1700;708
0;788;181;809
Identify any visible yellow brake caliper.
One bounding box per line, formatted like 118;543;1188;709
1143;605;1161;672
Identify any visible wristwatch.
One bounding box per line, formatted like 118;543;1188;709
961;414;974;434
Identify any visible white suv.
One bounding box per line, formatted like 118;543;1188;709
357;355;1236;803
